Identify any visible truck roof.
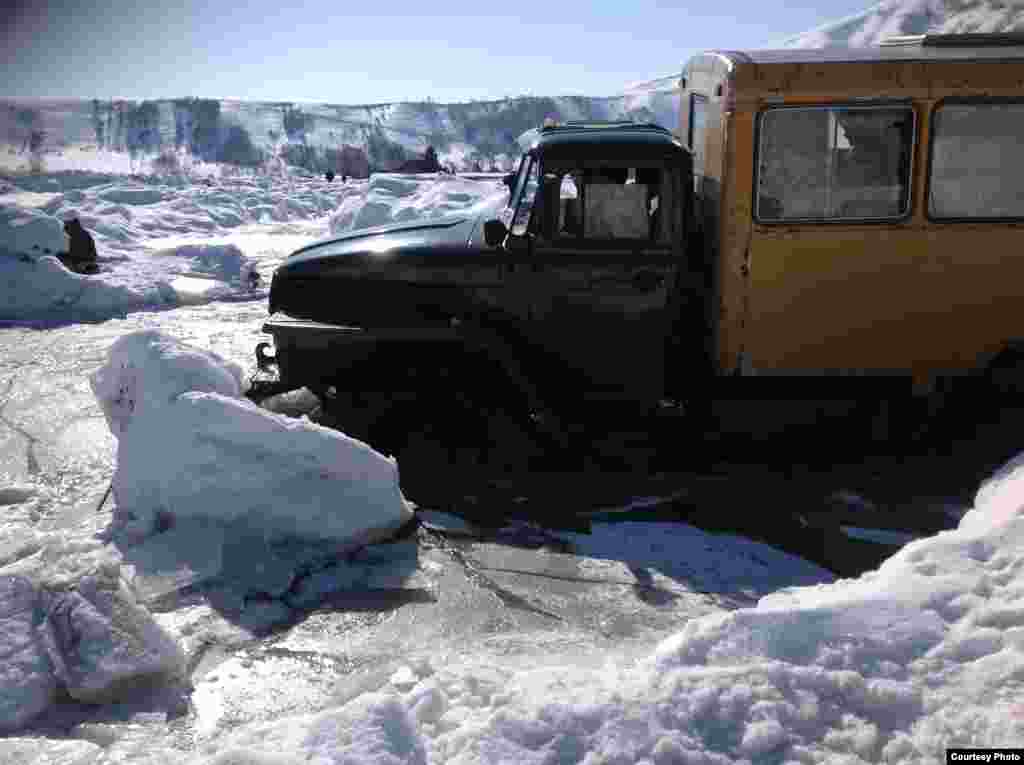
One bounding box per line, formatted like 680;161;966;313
519;121;687;161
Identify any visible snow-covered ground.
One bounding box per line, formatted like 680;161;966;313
0;169;507;323
6;3;1024;759
0;162;1021;760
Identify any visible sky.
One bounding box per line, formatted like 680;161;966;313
3;0;883;104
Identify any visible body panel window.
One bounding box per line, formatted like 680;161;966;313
756;105;914;222
929;101;1024;220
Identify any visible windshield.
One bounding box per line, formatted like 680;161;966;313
533;160;681;244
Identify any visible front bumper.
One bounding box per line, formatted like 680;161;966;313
258;315;461;389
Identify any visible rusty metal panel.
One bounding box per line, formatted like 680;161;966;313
689;48;1024;384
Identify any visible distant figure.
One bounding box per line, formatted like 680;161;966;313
325;170;335;182
342;174;348;184
395;145;443;174
61;218;99;274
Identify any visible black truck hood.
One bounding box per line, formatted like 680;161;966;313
283;209;495;273
267;205;505;324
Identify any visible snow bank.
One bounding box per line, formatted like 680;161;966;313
0;203;67;257
0;172;506;321
0;171;351;321
195;693;426;765
0;252;170;322
151;242;259;287
191;450;1024;763
91;330;409;545
37;175;345;252
328;174;506;235
0;737;102;765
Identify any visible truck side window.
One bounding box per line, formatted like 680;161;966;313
929;101;1024;220
756;105;914;222
689;94;707;188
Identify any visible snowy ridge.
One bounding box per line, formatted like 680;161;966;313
779;0;1024;48
1;90;680;177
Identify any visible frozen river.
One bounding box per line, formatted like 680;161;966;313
1;221;835;763
4;174;1014;762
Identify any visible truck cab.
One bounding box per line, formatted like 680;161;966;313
257;121;697;423
483;120;697;405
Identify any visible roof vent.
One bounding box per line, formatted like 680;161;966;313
921;32;1024;47
538;120;671;134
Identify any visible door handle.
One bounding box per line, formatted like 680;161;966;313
633;270;664;293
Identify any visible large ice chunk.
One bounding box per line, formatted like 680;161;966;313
91;330;410;545
91;329;244;436
0;576;58;732
150;242;258;285
43;570;185;703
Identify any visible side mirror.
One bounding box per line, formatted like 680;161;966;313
483;219;508;248
502;173;516;190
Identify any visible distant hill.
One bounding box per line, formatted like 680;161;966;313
0;87;680;176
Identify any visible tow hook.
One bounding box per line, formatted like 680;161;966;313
255;342;277;373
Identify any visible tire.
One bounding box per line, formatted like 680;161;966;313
319;346;547;476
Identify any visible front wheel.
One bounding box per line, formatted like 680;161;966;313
319;351;549;478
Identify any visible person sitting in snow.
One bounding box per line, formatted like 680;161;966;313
325;170;335;183
61;218;100;275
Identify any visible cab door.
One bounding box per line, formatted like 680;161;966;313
529;166;684;404
498;153;542;327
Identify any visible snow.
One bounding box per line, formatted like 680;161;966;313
0;164;501;733
90;329;411;547
778;0;1024;49
0;170;502;322
0;202;67;257
0;323;412;731
328;173;506;235
1;162;1023;759
195;693;427;765
0;567;184;731
0;738;102;765
174;456;1024;764
0;87;680;181
779;0;945;48
0;575;59;732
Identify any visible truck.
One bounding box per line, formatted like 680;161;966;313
253;120;702;472
252;33;1024;476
